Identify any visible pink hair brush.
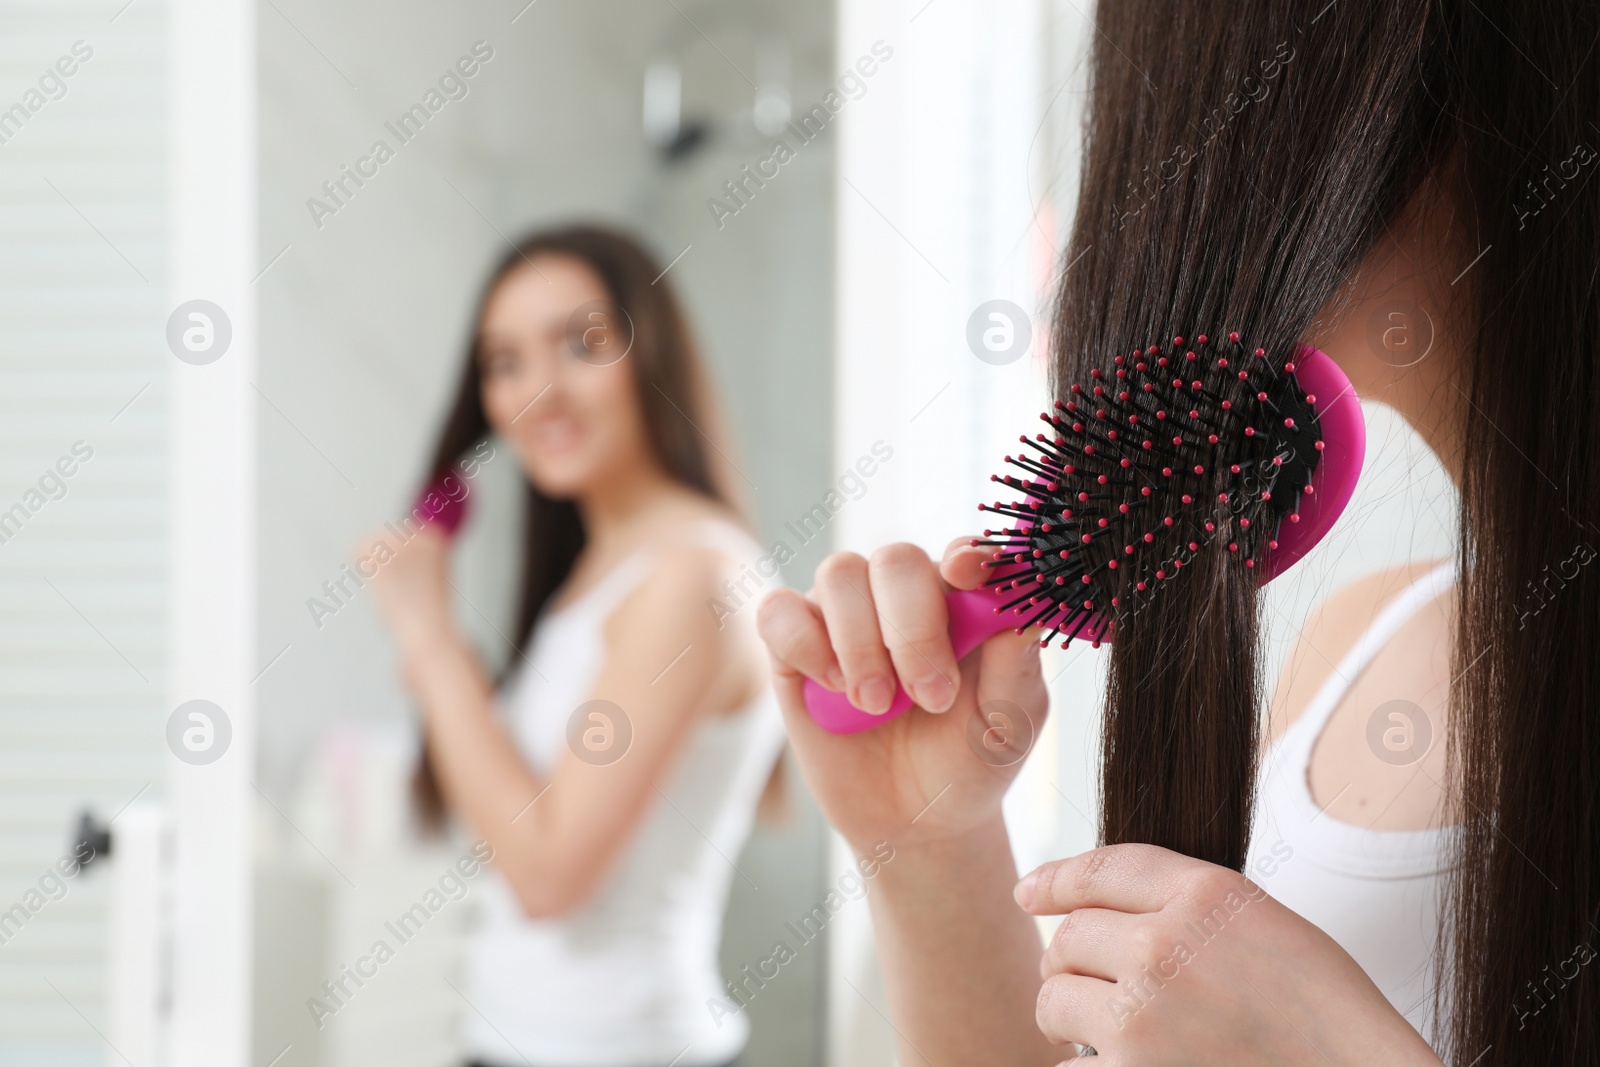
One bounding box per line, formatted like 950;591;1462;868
413;474;472;536
804;335;1365;734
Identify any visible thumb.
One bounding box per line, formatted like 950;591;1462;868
968;628;1049;764
939;537;990;591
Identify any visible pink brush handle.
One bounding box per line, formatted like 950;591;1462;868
803;587;1017;734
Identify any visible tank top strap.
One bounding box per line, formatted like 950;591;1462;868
1279;559;1458;762
549;546;660;623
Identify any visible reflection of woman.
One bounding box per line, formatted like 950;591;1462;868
759;1;1596;1064
369;225;783;1067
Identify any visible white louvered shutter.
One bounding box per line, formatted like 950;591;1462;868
0;2;168;1063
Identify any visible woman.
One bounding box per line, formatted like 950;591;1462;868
368;225;784;1067
759;1;1596;1064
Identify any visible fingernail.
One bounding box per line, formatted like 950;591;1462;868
825;665;846;691
913;673;955;712
858;675;894;715
1013;870;1038;909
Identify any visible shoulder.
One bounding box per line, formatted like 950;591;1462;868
593;528;768;713
639;540;741;609
1266;558;1449;742
602;517;763;648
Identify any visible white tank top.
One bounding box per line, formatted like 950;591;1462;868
1245;560;1456;1048
461;520;786;1067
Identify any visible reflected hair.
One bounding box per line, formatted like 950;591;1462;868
412;223;738;827
1058;1;1598;1061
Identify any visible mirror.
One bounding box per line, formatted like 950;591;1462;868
250;2;834;1065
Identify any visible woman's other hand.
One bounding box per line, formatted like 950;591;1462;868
363;525;454;658
1018;844;1445;1066
756;537;1049;850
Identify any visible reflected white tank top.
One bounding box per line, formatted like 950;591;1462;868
1245;560;1456;1049
461;521;786;1067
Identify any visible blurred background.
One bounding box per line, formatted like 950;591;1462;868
0;0;1456;1065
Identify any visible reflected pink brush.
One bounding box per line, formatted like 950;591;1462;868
804;337;1365;734
413;475;471;537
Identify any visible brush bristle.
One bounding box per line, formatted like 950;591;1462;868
972;334;1323;648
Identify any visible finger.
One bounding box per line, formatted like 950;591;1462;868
1041;907;1144;982
963;627;1048;765
867;543;960;712
768;662;815;736
1035;972;1119;1049
356;530;396;564
1015;843;1201;916
939;536;991;590
756;588;844;690
812;553;897;715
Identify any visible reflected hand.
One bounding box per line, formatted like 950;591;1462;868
757;538;1049;850
362;524;454;659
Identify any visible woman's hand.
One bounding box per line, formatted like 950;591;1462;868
1018;844;1445;1066
363;525;455;660
756;538;1049;850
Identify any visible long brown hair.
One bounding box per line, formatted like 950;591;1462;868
412;223;739;825
1060;1;1597;1061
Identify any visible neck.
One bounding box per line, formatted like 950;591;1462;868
1313;314;1468;491
1387;364;1466;489
574;454;683;547
1308;181;1471;490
